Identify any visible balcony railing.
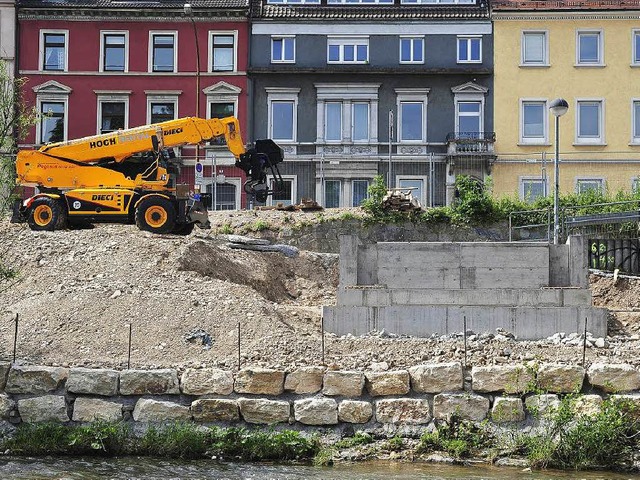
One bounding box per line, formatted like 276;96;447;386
446;131;495;155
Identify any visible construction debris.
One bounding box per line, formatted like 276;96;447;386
255;198;324;212
382;188;423;213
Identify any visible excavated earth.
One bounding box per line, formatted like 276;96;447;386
1;209;640;372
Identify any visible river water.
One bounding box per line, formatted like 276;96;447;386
2;457;640;480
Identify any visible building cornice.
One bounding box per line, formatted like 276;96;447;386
18;9;247;21
492;11;640;21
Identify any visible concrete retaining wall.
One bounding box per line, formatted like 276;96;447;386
323;235;607;339
1;362;637;428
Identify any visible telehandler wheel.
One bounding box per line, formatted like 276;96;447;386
27;197;65;231
135;196;177;234
172;222;195;236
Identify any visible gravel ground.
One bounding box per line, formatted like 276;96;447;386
1;209;640;372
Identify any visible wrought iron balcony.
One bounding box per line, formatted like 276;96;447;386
446;131;496;155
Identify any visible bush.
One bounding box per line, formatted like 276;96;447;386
417;415;492;459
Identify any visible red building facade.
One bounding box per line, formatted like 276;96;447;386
18;0;252;209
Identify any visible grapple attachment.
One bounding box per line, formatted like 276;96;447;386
236;139;284;203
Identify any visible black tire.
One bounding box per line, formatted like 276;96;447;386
27;197;65;231
172;222;195;236
135;196;177;234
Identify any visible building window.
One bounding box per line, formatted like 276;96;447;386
150;103;175;124
211;33;236;72
209;102;235;145
328;0;392;3
98;100;127;134
325;180;341;208
576;178;604;195
400;37;424;64
150;33;176;72
522;31;547;66
41;31;68;71
397;177;426;206
521;100;547;144
520;177;546;202
352;103;370;142
400;102;423;142
633;30;640;65
101;32;127;72
271;36;295;63
456;101;481;137
576;100;604;144
269;177;296;206
576;30;603;66
206;183;237;210
352;179;369;206
325;102;342;141
328;37;368;64
457;36;481;63
270;101;295;141
39;101;65;143
633;100;640;143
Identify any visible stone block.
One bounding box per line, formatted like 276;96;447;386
322;371;364;397
191;399;239;422
181;368;234;396
409;363;463;394
375;398;431;424
433;393;489;421
294;398;338;425
365;370;410;397
5;365;68;394
67;368;119;396
18;395;69;423
120;369;180;395
537;364;584;393
587;363;640;393
491;397;525;423
572;395;603;417
234;368;285;396
132;399;191;422
72;398;122;422
0;393;15;419
284;366;325;394
0;363;10;391
471;365;533;394
338;400;373;424
525;394;560;418
238;398;290;424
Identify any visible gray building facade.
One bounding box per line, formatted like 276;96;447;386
249;0;493;208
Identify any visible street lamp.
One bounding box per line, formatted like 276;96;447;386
549;98;569;245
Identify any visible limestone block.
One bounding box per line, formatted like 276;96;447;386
294;398;338;425
119;369;180;395
572;395;603;417
433;393;489;421
72;398;122;422
491;397;525;423
0;363;10;391
525;394;560;418
537;364;584;393
18;395;69;423
181;368;234;396
471;365;533;394
375;398;431;424
66;368;119;396
234;368;285;396
132;399;191;422
587;363;640;393
338;400;373;424
409;363;463;394
191;399;239;422
322;371;364;397
284;366;325;394
0;393;15;418
238;398;290;424
5;365;68;394
365;370;410;397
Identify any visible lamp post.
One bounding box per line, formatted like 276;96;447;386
549;98;569;245
184;3;200;120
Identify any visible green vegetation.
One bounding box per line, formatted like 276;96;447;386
217;222;234;235
249;219;270;232
314;431;375;466
417;415;493;460
2;422;319;462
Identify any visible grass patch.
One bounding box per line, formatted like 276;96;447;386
217;222;233;235
417;416;493;460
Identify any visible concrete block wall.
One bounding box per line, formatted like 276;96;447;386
1;362;639;429
324;235;606;339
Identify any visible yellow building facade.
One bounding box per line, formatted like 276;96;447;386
492;2;640;202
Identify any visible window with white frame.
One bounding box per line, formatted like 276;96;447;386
39;101;66;143
576;178;604;194
206;182;237;210
397;177;426;206
576;30;603;66
522;31;547;66
633;30;640;65
328;37;368;63
633;100;640;143
520;100;547;144
352;179;369;206
210;32;237;72
150;102;175;124
268;176;296;206
150;32;176;72
456;101;482;137
40;30;68;71
576;100;604;144
97;95;128;134
267;88;299;143
400;37;424;64
520;177;546;202
457;36;481;63
324;179;341;208
396;88;429;143
352;103;370;142
325;102;342;141
101;31;127;72
271;36;295;63
209;102;235;145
